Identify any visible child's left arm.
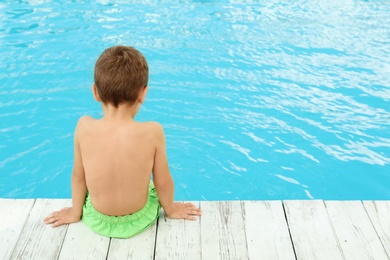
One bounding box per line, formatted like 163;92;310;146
44;118;87;227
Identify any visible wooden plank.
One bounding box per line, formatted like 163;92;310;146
58;221;110;260
243;201;295;260
2;199;389;259
0;199;35;260
9;199;68;259
10;199;70;260
200;201;248;259
155;201;201;260
107;220;157;259
363;201;390;257
325;201;389;260
284;200;344;260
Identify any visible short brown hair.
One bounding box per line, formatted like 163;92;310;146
94;46;148;107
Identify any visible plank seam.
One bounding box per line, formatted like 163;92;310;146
362;201;390;259
105;238;112;260
56;223;70;260
152;213;160;260
240;201;250;259
8;199;37;259
281;201;298;260
323;200;346;260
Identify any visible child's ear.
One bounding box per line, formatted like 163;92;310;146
92;84;102;102
138;86;148;104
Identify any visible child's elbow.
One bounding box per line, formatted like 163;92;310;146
154;177;174;192
72;171;85;183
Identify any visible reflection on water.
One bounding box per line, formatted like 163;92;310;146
0;1;389;200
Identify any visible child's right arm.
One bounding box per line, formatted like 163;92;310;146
44;117;88;227
152;123;202;220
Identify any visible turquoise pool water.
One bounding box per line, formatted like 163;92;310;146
1;1;389;200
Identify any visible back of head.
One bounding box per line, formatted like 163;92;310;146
94;46;149;107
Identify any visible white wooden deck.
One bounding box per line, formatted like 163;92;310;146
0;199;389;260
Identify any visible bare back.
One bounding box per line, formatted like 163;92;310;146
76;116;159;216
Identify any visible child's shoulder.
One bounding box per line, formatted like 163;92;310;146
76;115;95;127
139;121;164;134
138;122;165;143
78;115;95;123
74;116;96;134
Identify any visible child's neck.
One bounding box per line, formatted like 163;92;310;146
101;102;140;121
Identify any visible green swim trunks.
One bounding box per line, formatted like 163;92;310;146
82;182;161;238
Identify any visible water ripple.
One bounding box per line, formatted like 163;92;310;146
0;0;389;199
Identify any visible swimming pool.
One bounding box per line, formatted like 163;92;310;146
1;1;389;200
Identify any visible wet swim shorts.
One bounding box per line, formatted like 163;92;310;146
82;182;161;238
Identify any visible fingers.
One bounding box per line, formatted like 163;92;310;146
43;217;55;224
51;220;63;228
44;217;61;227
183;203;202;216
44;216;66;228
43;207;80;228
181;210;200;221
166;202;202;221
184;215;197;221
43;210;66;227
43;214;60;226
43;211;58;224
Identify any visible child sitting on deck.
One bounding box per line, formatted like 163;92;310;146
44;46;202;238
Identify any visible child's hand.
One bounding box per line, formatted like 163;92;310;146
43;207;81;227
165;202;202;221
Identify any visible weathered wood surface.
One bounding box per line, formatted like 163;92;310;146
108;221;157;259
10;199;69;260
363;201;390;257
284;200;344;260
201;201;248;259
155;201;201;260
0;199;34;260
325;201;389;260
0;199;389;260
243;200;295;260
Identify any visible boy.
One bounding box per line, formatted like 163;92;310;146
44;46;202;238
